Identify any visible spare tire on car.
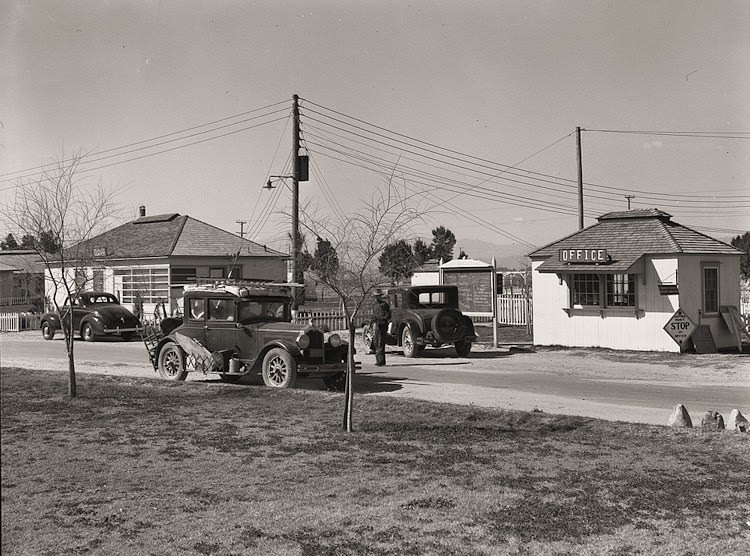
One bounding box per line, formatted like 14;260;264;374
431;308;466;343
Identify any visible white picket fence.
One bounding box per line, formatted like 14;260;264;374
292;294;533;329
292;309;371;331
497;293;532;326
0;312;42;332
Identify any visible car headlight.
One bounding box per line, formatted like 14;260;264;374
328;333;342;348
296;333;310;349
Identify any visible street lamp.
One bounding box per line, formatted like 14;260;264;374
264;175;293;190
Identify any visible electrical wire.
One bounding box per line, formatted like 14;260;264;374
0;99;289;179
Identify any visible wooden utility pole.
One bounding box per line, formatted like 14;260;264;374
236;219;246;238
576;126;584;229
291;94;302;309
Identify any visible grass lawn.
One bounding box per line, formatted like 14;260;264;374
2;367;748;555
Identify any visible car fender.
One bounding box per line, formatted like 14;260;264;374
252;339;301;370
80;314;105;335
40;313;61;330
398;318;425;345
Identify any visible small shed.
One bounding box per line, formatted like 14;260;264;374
528;209;743;352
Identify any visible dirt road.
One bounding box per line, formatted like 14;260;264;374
1;331;748;426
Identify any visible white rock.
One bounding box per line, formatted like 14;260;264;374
726;409;748;433
668;404;692;428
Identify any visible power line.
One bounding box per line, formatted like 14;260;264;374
584;128;750;139
0;99;289;179
1;110;289;184
302;100;749;201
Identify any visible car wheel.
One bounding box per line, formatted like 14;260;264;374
157;343;188;381
262;348;298;388
402;325;419;358
455;340;472;357
323;372;346;391
219;374;242;383
80;323;96;342
362;324;375;355
41;321;55;340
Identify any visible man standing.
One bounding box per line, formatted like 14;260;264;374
372;288;391;366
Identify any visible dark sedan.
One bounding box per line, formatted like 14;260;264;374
40;292;142;341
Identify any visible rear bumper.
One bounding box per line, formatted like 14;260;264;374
102;326;142;335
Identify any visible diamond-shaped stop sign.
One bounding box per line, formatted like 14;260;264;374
663;308;696;348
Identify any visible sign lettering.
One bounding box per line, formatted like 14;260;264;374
559;248;608;263
663;308;696;348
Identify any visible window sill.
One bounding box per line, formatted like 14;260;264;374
564;307;645;319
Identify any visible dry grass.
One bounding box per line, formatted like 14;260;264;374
2;367;749;555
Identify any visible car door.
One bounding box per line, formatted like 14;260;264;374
69;295;86;331
203;297;238;359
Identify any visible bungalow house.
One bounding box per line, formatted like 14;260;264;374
0;250;45;312
528;209;744;352
46;211;288;316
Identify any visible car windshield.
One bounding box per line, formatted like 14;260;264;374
237;299;288;323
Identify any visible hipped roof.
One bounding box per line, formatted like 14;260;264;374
528;209;742;274
69;213;288;260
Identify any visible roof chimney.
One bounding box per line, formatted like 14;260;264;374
139;205;146;217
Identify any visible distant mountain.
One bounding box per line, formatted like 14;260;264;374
453;238;532;270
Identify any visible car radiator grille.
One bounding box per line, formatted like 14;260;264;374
304;329;325;363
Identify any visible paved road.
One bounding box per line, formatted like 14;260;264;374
1;331;748;426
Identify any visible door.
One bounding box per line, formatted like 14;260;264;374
203;297;239;368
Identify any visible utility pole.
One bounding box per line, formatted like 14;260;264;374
625;195;635;210
291;94;302;310
236;219;246;239
576;126;584;230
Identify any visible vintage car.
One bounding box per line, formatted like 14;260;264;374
363;285;477;357
40;292;142;342
144;281;351;389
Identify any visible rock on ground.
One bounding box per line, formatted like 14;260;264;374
726;409;748;433
668;404;692;428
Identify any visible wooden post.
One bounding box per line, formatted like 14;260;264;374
492;257;498;348
576;126;584;230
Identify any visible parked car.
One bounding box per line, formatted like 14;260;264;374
143;281;351;389
363;285;477;357
40;292;142;342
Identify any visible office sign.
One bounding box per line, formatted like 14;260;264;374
663;308;696;348
559;248;608;263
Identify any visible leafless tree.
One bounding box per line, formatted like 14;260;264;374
298;174;427;431
1;151;119;397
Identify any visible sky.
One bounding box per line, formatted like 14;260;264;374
1;0;749;256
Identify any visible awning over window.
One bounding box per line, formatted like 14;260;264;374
536;254;645;274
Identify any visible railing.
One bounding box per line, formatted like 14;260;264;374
0;312;42;332
497;293;532;326
292;309;372;331
0;295;42;307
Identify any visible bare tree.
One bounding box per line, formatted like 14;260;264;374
298;175;426;431
1;151;119;397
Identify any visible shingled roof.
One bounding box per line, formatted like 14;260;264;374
528;209;741;273
70;213;287;260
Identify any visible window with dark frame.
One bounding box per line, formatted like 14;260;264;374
702;266;719;314
606;274;636;307
570;274;600;307
209;267;225;279
571;273;636;308
171;267;197;285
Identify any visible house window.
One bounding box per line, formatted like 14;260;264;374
113;267;169;304
92;269;104;291
702;266;719;314
606;274;636;307
74;269;88;290
571;274;601;307
209;267;225;279
171;267;197;285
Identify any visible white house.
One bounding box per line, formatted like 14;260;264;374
528;209;743;352
46;211;288;316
